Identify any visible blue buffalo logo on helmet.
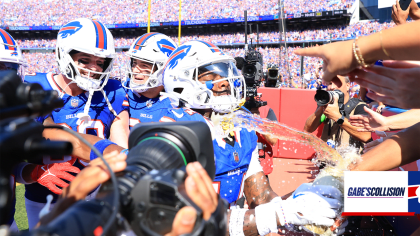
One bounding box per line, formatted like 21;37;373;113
157;39;176;57
58;21;83;39
10;51;18;56
165;45;192;71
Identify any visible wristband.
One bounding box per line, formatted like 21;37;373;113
229;208;248;236
90;139;117;161
120;149;129;155
271;197;286;227
320;114;326;123
255;202;279;235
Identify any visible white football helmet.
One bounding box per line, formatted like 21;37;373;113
122;32;177;93
162;40;246;114
55;18;116;92
0;29;27;80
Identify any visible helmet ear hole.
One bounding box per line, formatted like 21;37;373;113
66;64;77;78
174;87;184;94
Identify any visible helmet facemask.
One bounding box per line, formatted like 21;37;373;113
0;62;26;81
174;60;246;114
122;55;164;93
56;48;114;92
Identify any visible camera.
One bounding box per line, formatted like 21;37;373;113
0;70;69;226
242;46;263;87
33;121;227;236
265;63;280;88
234;11;267;111
314;89;345;112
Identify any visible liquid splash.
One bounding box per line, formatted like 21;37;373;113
212;110;363;236
212;110;343;164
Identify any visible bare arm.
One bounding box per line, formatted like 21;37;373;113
351;122;420;171
43;117;124;162
409;0;420;20
385;109;420;130
339;118;372;143
225;209;282;236
243;171;278;209
109;110;129;148
303;106;324;133
295;20;420;82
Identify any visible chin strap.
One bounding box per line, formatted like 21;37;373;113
77;89;118;125
77;90;94;125
101;89;118;117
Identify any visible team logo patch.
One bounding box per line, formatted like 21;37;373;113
233;151;239;163
408;171;420;213
71;98;79;108
146;99;153;108
165;45;192;70
10;51;18;56
157;39;176;57
58;21;83;39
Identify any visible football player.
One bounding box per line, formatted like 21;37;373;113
121;32;177;128
15;18;129;229
0;28;27;231
159;41;344;235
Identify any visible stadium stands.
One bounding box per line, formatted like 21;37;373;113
22;46;323;88
1;0;353;27
15;21;395;49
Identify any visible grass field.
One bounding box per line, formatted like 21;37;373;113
15;184;28;231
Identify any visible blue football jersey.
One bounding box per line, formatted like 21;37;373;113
159;108;259;204
24;73;127;203
123;88;173;129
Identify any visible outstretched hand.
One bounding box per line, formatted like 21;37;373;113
294;40;359;83
348;61;420;109
349;106;389;132
392;0;411;25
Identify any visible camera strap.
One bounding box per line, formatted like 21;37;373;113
343;98;363;119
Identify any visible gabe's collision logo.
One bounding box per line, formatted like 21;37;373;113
347;187;405;197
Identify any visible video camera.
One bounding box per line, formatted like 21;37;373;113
0;70;68;225
33;122;227;236
235;11;267;110
265;63;280;88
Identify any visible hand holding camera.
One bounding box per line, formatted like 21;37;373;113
314;89;345;122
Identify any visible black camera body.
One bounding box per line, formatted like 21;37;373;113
242;46;263;88
314;89;345;113
0;70;69;225
266;64;280;88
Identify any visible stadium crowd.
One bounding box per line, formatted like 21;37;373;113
22;46;324;88
15;21;396;49
1;0;354;27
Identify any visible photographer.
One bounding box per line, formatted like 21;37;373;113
304;75;372;150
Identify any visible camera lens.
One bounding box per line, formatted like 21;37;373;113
243;64;256;78
314;90;333;106
268;70;278;78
